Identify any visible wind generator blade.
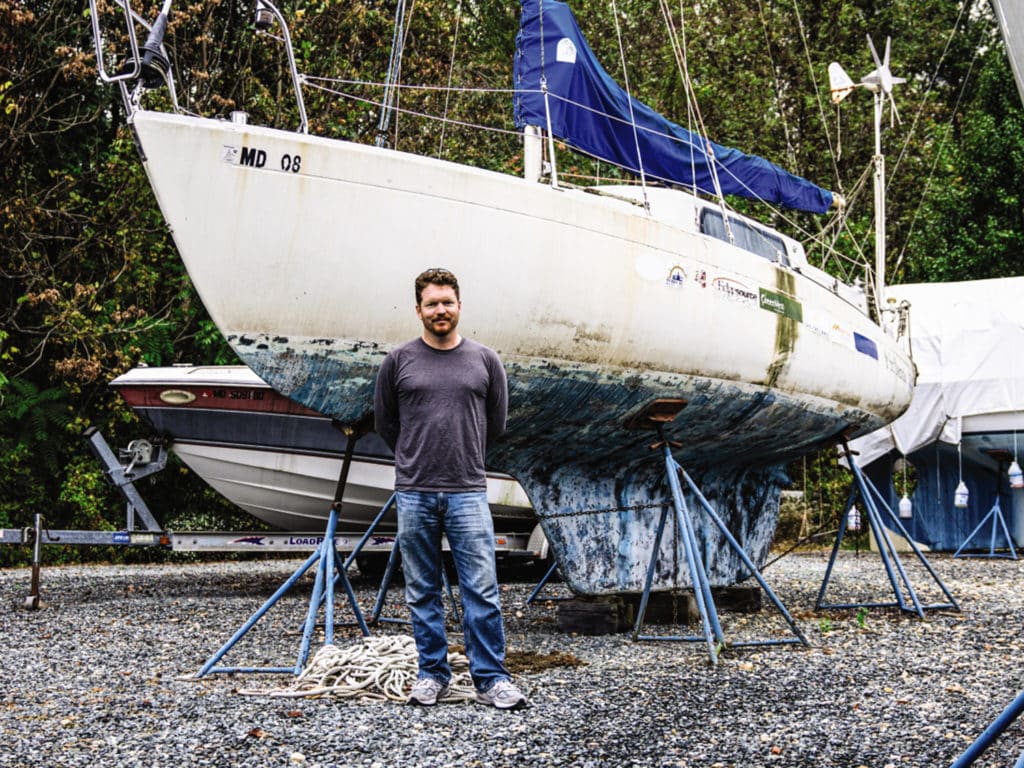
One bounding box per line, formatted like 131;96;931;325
828;62;856;104
868;34;883;69
867;35;894;94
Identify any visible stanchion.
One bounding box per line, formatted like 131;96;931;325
626;400;809;664
526;561;563;605
953;497;1018;559
22;514;44;610
950;688;1024;768
194;429;371;677
369;530;462;628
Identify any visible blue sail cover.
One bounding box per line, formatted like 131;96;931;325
513;0;834;214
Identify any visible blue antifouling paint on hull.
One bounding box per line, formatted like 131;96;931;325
516;461;787;594
233;339;891;594
865;445;1015;551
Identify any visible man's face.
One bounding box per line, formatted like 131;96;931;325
416;283;461;339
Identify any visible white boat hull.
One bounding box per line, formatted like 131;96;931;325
128;110;914;594
173;443;534;532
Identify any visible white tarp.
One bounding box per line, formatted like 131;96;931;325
850;277;1024;466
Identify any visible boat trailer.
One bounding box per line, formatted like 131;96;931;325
1;428;541;610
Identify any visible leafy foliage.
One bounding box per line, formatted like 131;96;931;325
1;0;1022;560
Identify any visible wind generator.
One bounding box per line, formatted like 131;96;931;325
829;37;906;319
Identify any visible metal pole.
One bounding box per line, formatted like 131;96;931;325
862;461;960;608
995;500;1018;559
873;89;886;318
23;514;44;610
296;508;339;672
194;548;321;677
950;689;1024;768
371;542;405;624
631;504;672;640
526;560;560;605
679;467;809;646
847;453;921;615
342;494;397;571
816;485;858;609
660;440;722;661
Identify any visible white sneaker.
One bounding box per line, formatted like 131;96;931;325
407;677;449;706
476;679;528;710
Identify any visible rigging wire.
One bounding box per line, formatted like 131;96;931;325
538;0;561;187
754;0;797;169
303;79;523;138
789;0;843;196
890;44;983;280
658;0;733;238
437;0;464;158
887;0;975;194
657;0;699;198
376;0;409;148
610;0;650;211
889;3;988;279
389;0;419;150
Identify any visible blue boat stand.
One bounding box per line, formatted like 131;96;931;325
194;433;372;677
366;522;462;629
953;497;1018;559
525;560;564;605
631;423;809;664
816;442;960;618
950;687;1024;767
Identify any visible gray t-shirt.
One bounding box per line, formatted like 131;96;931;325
373;337;508;492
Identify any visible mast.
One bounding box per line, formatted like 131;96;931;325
873;87;886;318
829;36;903;320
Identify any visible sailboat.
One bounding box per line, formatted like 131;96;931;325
91;0;914;595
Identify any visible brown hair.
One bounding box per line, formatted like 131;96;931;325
414;268;460;305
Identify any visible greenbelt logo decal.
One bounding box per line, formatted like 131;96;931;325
759;288;803;321
665;265;687;288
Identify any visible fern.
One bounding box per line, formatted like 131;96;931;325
0;377;70;472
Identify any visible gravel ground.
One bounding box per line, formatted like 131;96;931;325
2;550;1023;767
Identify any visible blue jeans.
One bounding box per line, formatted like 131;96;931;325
396;491;510;692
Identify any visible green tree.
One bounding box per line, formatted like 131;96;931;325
900;42;1024;280
2;0;1022;559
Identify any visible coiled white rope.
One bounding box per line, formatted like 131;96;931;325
237;635;476;703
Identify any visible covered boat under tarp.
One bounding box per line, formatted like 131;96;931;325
851;277;1024;550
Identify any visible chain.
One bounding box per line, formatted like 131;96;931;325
541;501;667;520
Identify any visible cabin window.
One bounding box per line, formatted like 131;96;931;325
699;209;789;266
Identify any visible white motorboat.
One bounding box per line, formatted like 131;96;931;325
110;365;534;533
